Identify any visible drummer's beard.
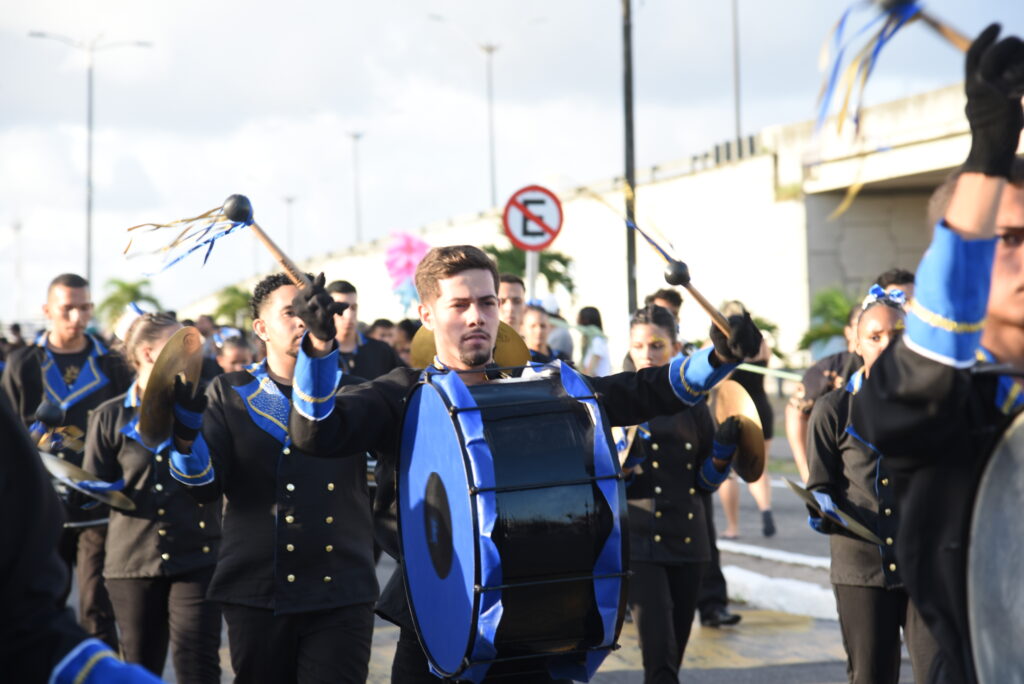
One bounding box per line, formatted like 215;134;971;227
459;347;491;368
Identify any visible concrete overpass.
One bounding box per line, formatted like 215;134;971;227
182;82;1008;368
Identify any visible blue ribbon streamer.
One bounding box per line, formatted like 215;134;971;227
146;219;252;275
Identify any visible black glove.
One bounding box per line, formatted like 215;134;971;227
172;376;206;443
291;273;349;342
709;312;762;364
712;416;741;461
963;23;1024;178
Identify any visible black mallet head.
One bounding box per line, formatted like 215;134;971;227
34;401;65;428
222;194;253;224
663;260;691;287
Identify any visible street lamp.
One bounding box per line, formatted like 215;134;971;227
349;132;363;244
428;15;500;209
28;31;152;284
283;196;296;254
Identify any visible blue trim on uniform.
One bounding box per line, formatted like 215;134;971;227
431;369;500;684
230;361;290;445
293;333;341;421
40;335;111;411
668;347;736;405
123;381;140;408
75;478;126;493
845;368;865;395
120;417;173;455
977;347;1024;415
49;638;117;684
551;363;622;681
169;434;215;486
905;221;995;368
698;455;730;491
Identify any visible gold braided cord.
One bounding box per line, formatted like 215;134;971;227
123;206;225;256
908;298;986;334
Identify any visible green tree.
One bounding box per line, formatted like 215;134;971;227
482;245;575;295
214;285;252;329
798;287;860;350
96;278;161;327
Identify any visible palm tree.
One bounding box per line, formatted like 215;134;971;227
799;287;860;350
96;278;161;327
482;245;575;295
214;285;252;329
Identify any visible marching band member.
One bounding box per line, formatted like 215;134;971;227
234;245;762;683
619;304;738;684
82;313;222;681
852;25;1024;684
171;273;378;682
1;273;133;648
806;288;938;684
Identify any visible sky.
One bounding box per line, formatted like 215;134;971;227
2;0;1023;326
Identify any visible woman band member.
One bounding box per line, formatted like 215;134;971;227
82;313;222;682
806;288;938;684
620;304;739;684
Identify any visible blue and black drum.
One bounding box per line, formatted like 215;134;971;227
398;364;628;683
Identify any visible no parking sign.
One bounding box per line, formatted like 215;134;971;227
502;185;563;252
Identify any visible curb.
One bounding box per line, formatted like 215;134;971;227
723;565;838;620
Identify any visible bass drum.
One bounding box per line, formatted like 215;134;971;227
398;364;627;683
968;411;1024;683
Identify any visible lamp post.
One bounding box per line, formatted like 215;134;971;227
29;31;152;284
283;196;296;253
349;132;363;244
731;0;743;159
621;0;638;314
428;15;500;209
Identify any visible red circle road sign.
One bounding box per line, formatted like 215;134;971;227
502;185;563;252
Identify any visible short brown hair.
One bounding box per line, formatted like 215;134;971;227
414;245;498;303
928;158;1024;228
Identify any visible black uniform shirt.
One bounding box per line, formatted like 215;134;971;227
1;336;134;467
196;368;377;615
290;361;701;630
807;382;900;588
624;404;716;564
338;332;404;380
83;389;221;579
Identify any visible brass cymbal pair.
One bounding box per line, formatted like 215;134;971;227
410;321;529;369
710;380;767;483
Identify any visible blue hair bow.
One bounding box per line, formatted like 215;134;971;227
862;283;906;309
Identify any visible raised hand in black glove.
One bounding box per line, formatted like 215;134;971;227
963;23;1024;178
291;272;349;342
712;416;741;462
172;375;206;443
709;312;762;364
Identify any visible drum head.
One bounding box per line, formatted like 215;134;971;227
968;411;1024;683
399;380;477;677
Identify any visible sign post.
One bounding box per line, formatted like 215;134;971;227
502;185;563;300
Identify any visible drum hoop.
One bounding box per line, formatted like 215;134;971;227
397;376;483;679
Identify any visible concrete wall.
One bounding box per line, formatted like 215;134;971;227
804;190;931;302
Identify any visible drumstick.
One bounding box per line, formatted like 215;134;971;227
918;11;970;52
221;194;313;290
663;259;731;336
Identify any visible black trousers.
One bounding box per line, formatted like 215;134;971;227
222;602;374;684
57;524;118;649
105;566;221;682
628;561;706;684
833;584;940;684
696;491;728;617
391;627;572;684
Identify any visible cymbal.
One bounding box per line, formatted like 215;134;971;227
137;326;204;449
710;379;766;483
410;321;530;370
39;451;137;512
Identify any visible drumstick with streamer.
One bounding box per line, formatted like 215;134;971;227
124;194;312;289
579;188;732;336
817;0;970;134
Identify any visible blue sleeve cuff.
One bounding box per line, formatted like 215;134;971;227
294;333;342;421
49;638;117;684
169;434;215;486
698;456;730;491
173;403;203;430
76;478;125;493
668;347;736;405
905;220;995;368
